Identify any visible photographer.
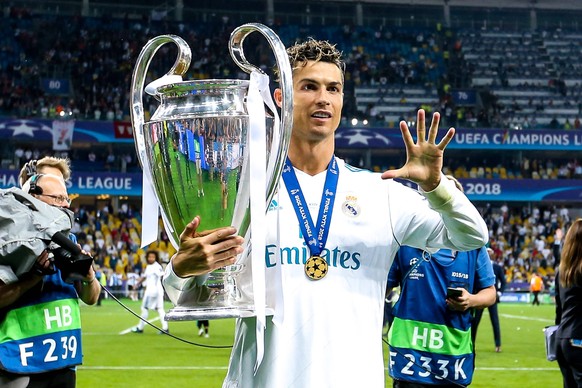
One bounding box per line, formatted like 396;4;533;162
0;173;99;387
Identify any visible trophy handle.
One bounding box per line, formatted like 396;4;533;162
130;35;192;249
130;35;192;170
229;23;293;208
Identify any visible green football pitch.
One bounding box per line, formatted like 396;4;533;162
78;298;561;387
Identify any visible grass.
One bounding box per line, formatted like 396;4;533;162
78;298;561;387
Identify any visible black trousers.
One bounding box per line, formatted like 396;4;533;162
0;368;76;388
532;291;541;305
557;338;582;388
472;302;501;347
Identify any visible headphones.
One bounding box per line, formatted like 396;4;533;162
28;174;45;195
25;160;38;177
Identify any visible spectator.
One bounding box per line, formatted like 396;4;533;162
555;219;582;388
472;248;507;353
531;271;544;305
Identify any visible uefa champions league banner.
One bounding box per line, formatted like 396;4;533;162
396;178;582;202
2;117;582;150
0;170;142;196
335;127;582;150
460;179;582;201
1;168;582;201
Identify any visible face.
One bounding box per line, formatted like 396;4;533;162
277;60;344;143
146;253;157;264
35;175;71;208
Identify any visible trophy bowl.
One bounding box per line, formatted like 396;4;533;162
130;24;292;320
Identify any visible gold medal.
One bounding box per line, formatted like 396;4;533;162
305;255;328;280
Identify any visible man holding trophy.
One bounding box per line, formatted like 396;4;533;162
161;38;488;387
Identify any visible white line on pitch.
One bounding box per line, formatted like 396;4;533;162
499;313;554;323
79;366;228;370
118;317;160;334
79;366;557;372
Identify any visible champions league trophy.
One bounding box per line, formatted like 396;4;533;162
130;23;293;320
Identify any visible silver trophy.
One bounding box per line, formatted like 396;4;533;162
130;23;292;320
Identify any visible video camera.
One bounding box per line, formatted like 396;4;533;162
48;232;94;283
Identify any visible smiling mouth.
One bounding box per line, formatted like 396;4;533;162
312;112;331;119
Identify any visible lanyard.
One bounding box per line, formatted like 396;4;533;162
282;156;339;257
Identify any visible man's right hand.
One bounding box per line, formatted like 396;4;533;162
172;216;245;278
31;250;56;276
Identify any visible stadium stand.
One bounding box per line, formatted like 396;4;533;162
2;1;582;298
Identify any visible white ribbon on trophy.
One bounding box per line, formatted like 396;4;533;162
129;27;293;371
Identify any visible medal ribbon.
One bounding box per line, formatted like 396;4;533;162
282;156;339;257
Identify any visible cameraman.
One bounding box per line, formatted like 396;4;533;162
0;173;100;387
18;156;71;187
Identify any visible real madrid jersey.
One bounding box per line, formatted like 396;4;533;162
164;156;488;388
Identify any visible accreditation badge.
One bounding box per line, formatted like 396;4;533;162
305;255;328;280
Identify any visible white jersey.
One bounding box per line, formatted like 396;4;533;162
164;157;488;388
143;261;164;298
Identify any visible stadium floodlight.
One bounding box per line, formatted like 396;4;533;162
351;118;358;126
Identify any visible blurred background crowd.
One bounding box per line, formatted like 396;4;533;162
3;1;582;301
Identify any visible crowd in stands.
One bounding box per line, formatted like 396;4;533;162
2;5;580;301
70;202;176;299
443;157;582;180
480;202;570;296
10;144;139;173
4;5;582;131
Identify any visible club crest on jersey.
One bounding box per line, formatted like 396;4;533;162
342;194;360;217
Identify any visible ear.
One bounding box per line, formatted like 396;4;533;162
273;88;283;108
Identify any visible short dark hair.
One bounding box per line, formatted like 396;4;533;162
275;38;345;82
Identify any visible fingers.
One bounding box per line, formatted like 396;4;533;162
381;167;405;180
406;110;453;147
399;120;414;149
416;109;426;143
427;111;439;144
37;250;53;270
436;127;455;150
174;216;245;277
208;245;243;271
180;216;201;242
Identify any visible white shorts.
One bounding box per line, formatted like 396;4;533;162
142;294;164;310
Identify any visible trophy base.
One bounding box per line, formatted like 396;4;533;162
165;306;273;321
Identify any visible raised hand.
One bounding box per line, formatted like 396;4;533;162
381;109;455;192
172;216;245;278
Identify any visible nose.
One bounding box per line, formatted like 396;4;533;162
315;90;330;106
